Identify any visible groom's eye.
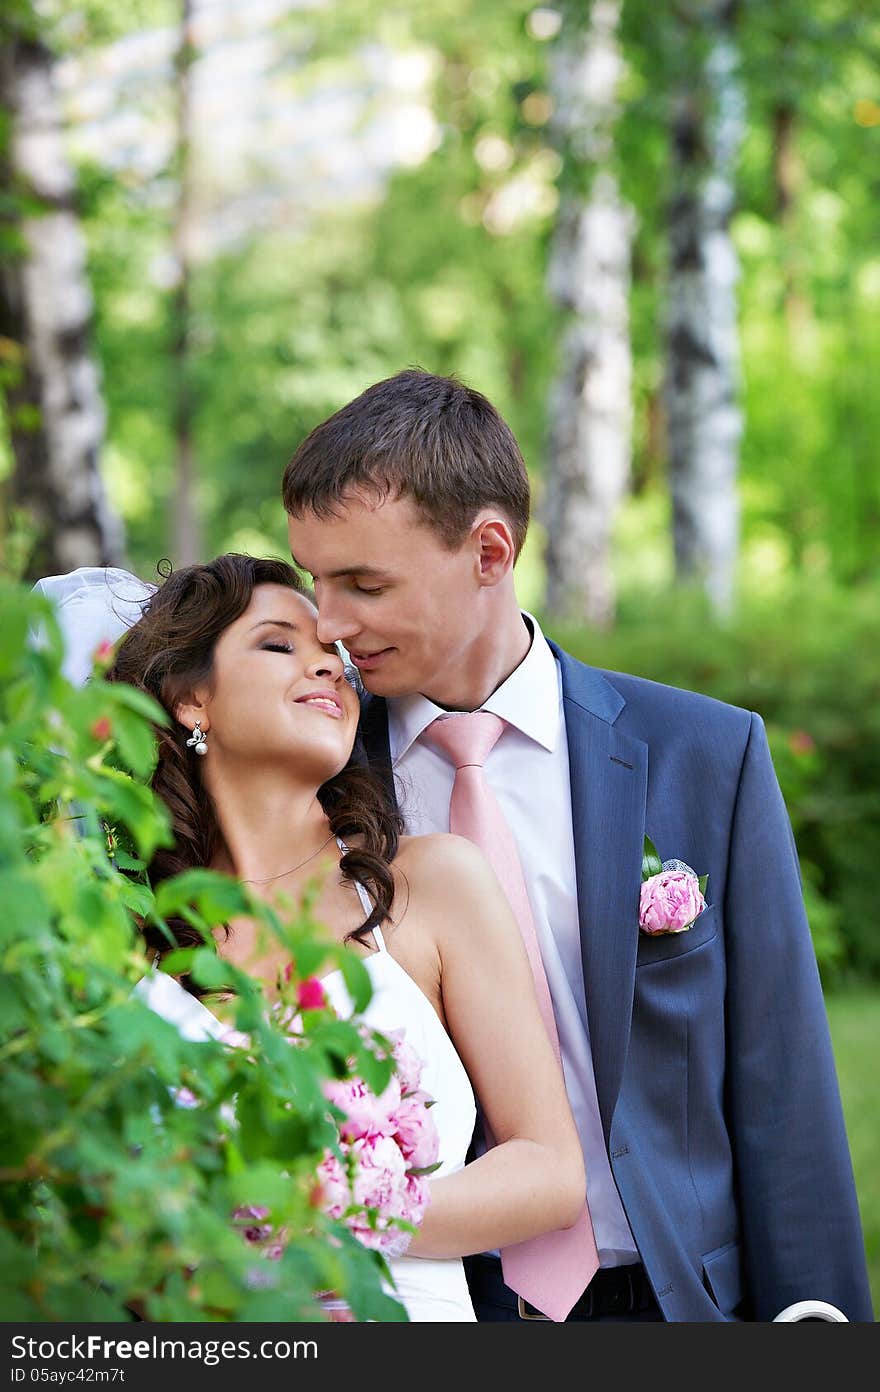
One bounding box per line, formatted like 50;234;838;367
354;584;384;595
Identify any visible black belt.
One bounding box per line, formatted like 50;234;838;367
464;1254;658;1321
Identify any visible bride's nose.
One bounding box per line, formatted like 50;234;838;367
306;649;345;681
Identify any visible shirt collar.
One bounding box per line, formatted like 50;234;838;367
387;611;561;764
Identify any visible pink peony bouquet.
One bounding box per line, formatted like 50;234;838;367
234;1024;439;1278
317;1028;439;1254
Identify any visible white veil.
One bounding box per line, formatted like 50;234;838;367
31;566;156;688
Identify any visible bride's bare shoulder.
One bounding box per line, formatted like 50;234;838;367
390;833;515;966
393;832;500;902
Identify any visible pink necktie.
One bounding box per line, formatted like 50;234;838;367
422;711;599;1322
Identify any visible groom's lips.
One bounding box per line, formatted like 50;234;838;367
349;647;394;672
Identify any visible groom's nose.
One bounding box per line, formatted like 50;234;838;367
315;597;360;646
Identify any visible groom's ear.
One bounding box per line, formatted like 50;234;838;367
473;515;516;585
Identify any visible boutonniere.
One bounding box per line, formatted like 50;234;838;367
639;837;708;935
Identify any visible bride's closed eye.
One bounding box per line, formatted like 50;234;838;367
261;641;294;653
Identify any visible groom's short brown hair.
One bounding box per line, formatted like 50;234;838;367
281;368;531;559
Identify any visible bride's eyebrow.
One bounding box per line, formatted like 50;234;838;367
248;619;298;633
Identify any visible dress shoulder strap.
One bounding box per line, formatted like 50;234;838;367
336;836;387;953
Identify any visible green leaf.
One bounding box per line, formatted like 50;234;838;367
158;947;197;976
226;1164;300;1212
698;874;709;896
87;766;172;861
188;946;234;990
105;682;170;727
156;869;249;923
0;599;31;681
0;975;29;1035
0;871;50;943
196;1262;241;1313
115;876;155;918
110;706;159;780
641;836;663;881
112;847;145;872
338;950;373;1014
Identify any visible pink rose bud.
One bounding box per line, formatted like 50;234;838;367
639;870;705;935
93;639;115;667
296;977;327;1011
90;716;113;742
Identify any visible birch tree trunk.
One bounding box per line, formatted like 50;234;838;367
664;0;745;615
542;0;634;631
0;31;124;581
170;0;200;566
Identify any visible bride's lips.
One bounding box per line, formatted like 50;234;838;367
349;648;394;672
294;689;345;718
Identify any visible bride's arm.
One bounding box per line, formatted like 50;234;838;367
397;834;586;1259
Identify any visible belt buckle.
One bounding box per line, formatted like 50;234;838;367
517;1295;551;1321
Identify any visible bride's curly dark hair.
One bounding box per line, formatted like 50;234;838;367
107;553;403;978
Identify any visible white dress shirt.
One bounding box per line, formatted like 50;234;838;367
387;612;639;1267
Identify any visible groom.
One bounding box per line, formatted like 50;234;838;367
282;367;873;1322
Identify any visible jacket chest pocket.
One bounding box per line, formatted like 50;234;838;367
636;902;719;967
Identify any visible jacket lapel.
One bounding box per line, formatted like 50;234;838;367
358;693;397;812
550;643;647;1141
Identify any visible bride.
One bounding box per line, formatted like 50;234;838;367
90;552;586;1322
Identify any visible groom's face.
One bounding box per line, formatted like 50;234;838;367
287;492;481;702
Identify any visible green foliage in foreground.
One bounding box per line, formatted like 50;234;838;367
0;582;406;1321
826;990;880;1318
549;578;880;984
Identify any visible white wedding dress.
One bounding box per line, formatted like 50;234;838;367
135;873;477;1322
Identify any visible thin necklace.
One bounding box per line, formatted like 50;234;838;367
240;832;337;886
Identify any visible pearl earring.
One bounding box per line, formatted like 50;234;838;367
185;719;208;756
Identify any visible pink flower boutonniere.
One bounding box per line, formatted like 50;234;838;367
639;836;708;935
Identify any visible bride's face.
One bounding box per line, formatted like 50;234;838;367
183;584;360;783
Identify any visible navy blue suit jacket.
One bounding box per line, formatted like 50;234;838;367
359;643;873;1321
